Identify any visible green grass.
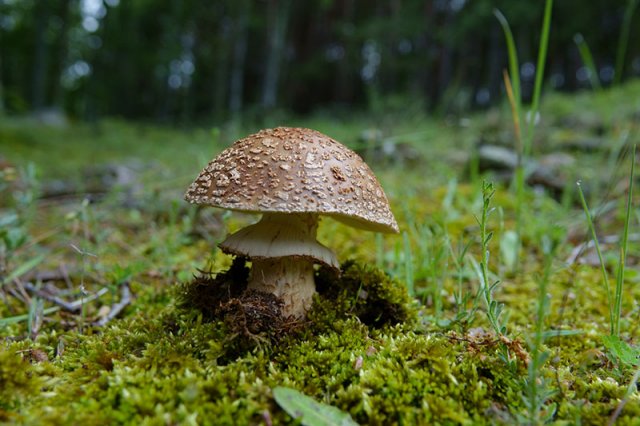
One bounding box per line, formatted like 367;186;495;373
615;0;640;86
577;145;636;339
574;33;603;91
495;0;553;273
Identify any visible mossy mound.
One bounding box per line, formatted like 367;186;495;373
2;259;640;425
0;261;512;425
176;258;417;357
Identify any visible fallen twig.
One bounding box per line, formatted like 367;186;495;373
567;233;640;264
94;282;132;327
21;268;69;284
24;282;109;312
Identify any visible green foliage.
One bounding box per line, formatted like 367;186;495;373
474;182;505;336
0;163;40;276
1;255;44;289
602;336;640;367
2;0;638;119
0;271;525;425
273;387;358;426
495;0;553;274
613;144;636;337
577;145;636;340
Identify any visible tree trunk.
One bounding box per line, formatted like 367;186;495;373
334;0;355;104
52;0;71;110
32;0;50;111
437;10;455;106
229;0;251;116
0;45;4;115
261;0;292;109
487;25;503;104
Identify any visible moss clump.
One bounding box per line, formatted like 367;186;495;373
176;258;418;357
314;259;418;329
176;256;250;321
0;344;43;422
176;257;295;355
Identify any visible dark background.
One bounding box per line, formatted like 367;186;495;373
1;0;638;123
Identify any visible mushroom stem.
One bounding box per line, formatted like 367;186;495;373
248;257;316;318
244;212;320;317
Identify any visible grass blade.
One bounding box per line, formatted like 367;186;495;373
403;231;415;297
495;8;523;274
574;33;602;91
0;306;60;327
613;144;636;336
1;255;46;287
541;329;584;339
614;0;640;85
577;181;614;334
494;9;521;110
525;0;553;156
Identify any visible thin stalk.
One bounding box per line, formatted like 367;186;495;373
494;10;521;106
403;231;415;298
614;0;640;85
577;182;614;334
495;10;523;273
527;242;554;423
495;0;553;273
478;182;501;335
525;0;553;157
502;70;522;145
503;69;524;273
613;144;636;336
574;34;602;91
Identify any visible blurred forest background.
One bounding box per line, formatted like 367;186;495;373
1;0;639;123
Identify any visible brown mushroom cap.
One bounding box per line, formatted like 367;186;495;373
184;127;399;233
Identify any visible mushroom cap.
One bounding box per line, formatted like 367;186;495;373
185;127;399;233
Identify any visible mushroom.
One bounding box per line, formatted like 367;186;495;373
185;127;398;318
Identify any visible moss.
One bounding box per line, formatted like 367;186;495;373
5;253;640;425
174;258;417;360
1;261;530;425
0;345;40;421
314;259;418;329
176;256;250;321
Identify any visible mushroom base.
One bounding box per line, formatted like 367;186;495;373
247;257;315;318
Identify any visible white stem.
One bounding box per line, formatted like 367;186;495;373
242;213;321;317
248;256;316;318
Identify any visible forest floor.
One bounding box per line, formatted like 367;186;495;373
1;81;640;425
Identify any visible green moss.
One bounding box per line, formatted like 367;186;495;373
0;345;40;421
314;260;418;329
2;253;639;425
0;262;524;425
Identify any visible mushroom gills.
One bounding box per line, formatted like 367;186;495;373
218;212;337;318
218;213;338;269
